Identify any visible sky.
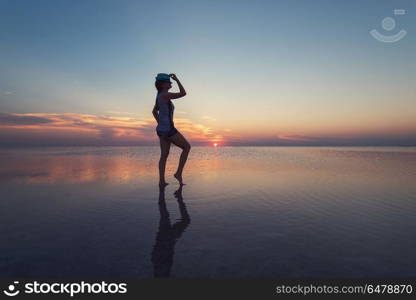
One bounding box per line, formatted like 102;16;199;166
0;0;415;146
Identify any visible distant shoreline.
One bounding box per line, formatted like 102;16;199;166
0;145;415;148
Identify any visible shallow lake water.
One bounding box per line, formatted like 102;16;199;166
1;146;415;277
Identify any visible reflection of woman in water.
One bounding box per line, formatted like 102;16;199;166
152;73;191;187
151;185;190;277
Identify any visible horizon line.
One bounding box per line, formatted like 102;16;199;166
1;144;415;148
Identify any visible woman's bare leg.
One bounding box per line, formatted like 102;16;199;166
158;136;171;187
168;131;191;185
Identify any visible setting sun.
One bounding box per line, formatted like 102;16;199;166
213;143;218;147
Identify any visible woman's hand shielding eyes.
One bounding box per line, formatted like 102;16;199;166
169;73;178;81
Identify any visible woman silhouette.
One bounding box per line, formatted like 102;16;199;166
152;73;191;187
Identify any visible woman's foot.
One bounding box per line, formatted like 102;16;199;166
159;181;169;188
174;172;185;185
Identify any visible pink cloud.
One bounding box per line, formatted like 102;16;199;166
0;112;232;146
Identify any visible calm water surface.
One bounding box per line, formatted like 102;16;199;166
0;146;415;277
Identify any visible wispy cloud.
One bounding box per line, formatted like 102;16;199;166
106;111;146;117
0;90;13;95
275;133;416;146
0;112;230;146
201;115;217;122
1;112;414;146
0;112;54;125
276;134;338;143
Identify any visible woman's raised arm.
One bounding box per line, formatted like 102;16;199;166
165;73;186;100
